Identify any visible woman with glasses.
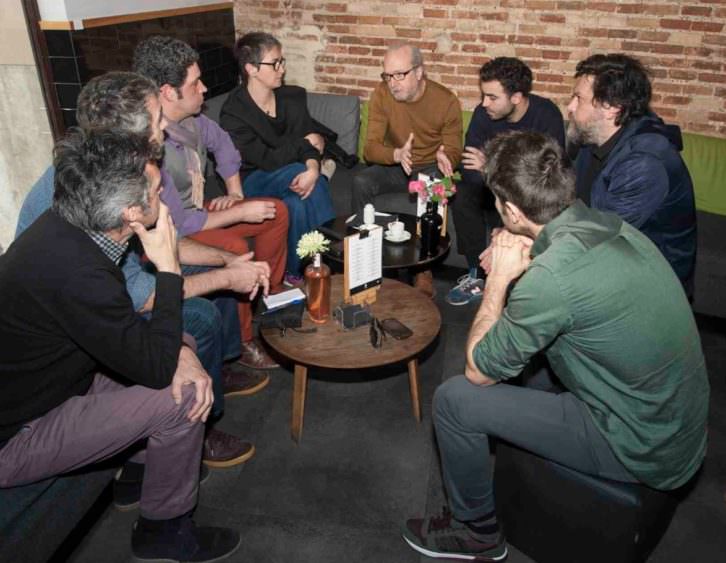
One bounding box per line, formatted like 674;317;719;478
220;32;336;286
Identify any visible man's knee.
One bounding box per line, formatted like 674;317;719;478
433;375;489;424
352;168;377;202
156;382;200;428
272;199;289;224
183;298;221;342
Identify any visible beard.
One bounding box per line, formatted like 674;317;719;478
487;103;516;122
566;117;600;146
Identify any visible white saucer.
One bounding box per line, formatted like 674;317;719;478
384;230;411;243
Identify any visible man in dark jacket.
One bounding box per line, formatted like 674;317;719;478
568;54;696;296
445;57;565;306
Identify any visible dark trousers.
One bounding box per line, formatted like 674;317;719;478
434;375;637;522
0;374;203;520
351;163;440;221
450;180;500;269
180;284;241;419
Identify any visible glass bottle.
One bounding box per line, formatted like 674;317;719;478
304;253;331;323
419;200;443;258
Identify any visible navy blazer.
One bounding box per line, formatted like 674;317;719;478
575;113;697;296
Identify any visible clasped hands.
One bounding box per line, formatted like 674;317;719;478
288;133;326;200
480;228;533;282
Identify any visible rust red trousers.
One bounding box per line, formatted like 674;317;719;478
188;198;288;342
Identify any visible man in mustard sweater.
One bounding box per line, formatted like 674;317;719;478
352;43;463;296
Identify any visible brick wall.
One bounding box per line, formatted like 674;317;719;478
232;0;726;137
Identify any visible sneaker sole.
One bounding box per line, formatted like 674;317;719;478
445;294;482;307
445;296;473;306
115;499;141;512
402;534;508;562
223;373;270;397
131;534;242;563
203;444;256;468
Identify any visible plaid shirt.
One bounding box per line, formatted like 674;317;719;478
86;231;128;265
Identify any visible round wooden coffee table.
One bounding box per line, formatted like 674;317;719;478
261;275;441;442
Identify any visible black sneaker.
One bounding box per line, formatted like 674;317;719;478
402;507;508;561
131;513;240;562
114;462;210;512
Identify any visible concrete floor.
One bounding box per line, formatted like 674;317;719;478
67;267;726;563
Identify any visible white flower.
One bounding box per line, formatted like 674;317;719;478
296;230;330;259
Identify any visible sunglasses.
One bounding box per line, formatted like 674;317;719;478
369;317;387;349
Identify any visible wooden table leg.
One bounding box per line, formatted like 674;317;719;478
291;364;308;443
407;358;422;422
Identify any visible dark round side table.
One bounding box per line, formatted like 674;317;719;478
323;212;451;271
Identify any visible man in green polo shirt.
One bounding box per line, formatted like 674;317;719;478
401;130;709;562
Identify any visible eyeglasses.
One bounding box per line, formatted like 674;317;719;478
380;65;419;82
369;317;387;349
257;57;286;71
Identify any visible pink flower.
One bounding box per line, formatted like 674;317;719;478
442;197;449;205
408;180;424;194
433;184;445;197
449;184;457;194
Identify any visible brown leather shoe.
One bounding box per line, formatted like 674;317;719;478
238;338;279;369
222;363;270;397
414;270;436;299
203;428;255;468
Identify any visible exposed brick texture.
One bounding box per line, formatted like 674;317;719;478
232;0;726;137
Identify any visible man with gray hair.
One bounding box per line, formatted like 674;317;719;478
352;43;462;296
0;130;241;561
16;71;270;478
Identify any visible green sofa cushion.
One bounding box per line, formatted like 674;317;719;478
682;132;726;216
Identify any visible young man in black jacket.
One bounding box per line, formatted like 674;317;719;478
445;57;565;306
0;131;243;562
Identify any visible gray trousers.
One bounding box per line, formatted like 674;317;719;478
0;373;203;520
434;375;638;522
351;163;440;221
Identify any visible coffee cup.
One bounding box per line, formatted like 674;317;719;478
388;220;405;237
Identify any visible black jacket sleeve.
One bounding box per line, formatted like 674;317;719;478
55;269;183;389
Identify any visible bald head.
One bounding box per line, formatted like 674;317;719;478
382;43;425;102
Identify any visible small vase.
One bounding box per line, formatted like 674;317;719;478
304;253;331;323
419;200;443;258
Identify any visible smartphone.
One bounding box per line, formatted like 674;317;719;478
381;318;413;340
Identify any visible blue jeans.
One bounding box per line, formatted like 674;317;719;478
434;376;637;521
244;163;336;274
179;262;243;420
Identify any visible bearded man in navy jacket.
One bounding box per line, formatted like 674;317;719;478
567;53;696;297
